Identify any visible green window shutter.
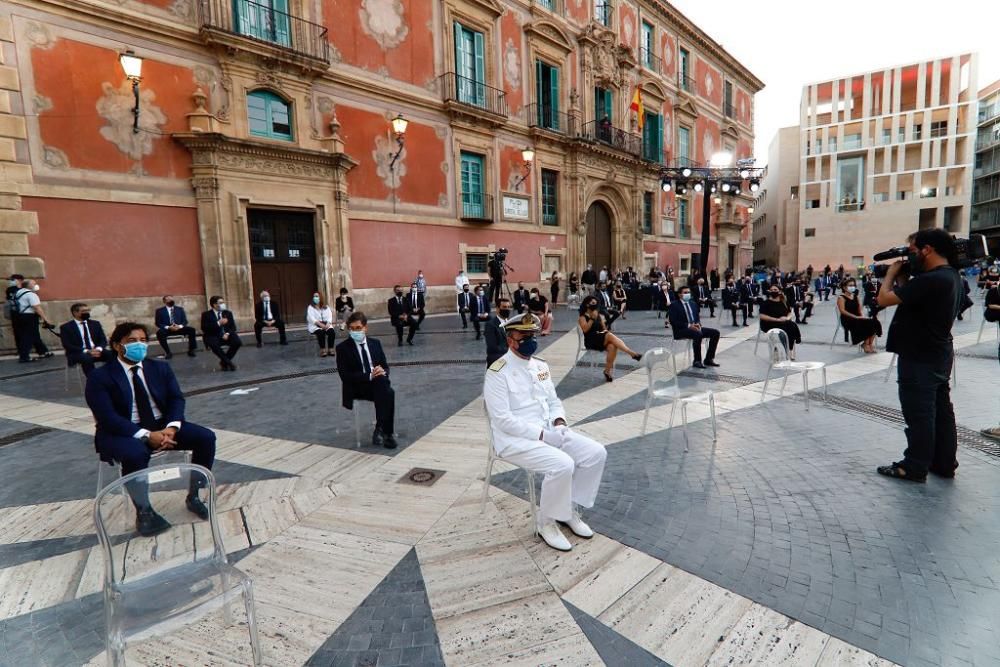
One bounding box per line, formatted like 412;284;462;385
536;61;544;127
272;0;290;46
460;152;484;218
473;31;486;106
550;65;560;117
656;113;663;162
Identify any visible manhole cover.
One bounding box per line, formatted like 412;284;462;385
398;467;446;487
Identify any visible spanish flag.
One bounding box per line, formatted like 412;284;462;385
630;87;644;131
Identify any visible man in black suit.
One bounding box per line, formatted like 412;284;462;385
512;282;530;313
738;276;759;320
668;286;721;369
721;279;744;326
595;282;620;327
85;321;216;536
336;312;398;449
59;303;114;377
457;284;472;329
387;285;415;346
693;278;716;318
154;295;198;359
485;297;512;365
581;264;598;296
253;290;288;347
200;295;241;371
470;285;491;340
784;279;813;324
406;282;425;331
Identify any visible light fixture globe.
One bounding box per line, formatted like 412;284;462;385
661;179;672;192
721;182;731;193
710;151;733;168
693;181;704;193
681;167;692;178
391;113;409;136
521;147;535;164
119;50;143;80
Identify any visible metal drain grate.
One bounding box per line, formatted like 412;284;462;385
0;426;53;448
397;468;446;487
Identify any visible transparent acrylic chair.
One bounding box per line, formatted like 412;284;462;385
639;347;717;451
480;404;538;535
93;463;262;667
760;330;828;412
572;324;605;375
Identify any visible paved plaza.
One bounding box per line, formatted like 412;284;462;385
0;293;998;666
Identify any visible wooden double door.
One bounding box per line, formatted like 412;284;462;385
247;209;317;315
586;202;612;271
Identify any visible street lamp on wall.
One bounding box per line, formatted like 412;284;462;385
119;50;143;134
388;113;408;213
512;146;534;191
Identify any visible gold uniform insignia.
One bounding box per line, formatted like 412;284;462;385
537;371;550;381
488;358;507;372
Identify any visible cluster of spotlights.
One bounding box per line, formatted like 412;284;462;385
661;176;760;195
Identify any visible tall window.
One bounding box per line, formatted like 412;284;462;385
234;0;290;46
460;151;485;218
642;111;662;163
594;86;612;123
465;252;488;273
541;170;558;226
536;61;560;131
677;126;690;165
679;48;691;91
538;0;555;9
594;0;611;26
247;90;292;141
641;22;654;68
724;81;734;117
678;198;689;238
454;23;485;107
836;156;865;211
642;191;653;234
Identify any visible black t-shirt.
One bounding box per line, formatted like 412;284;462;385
759;299;789;318
885;265;962;364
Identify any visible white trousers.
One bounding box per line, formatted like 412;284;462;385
498;429;607;523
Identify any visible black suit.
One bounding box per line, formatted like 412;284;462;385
694;285;716;317
596;289;620;327
457;291;472;328
154;305;198;357
722;286;744;325
200;308;242;367
335;336;394;436
784;285;813;323
253;300;287;345
406;291;426;328
59;319;114;376
387;295;416;344
484;314;507;366
470;293;491;339
512;289;530;313
668;300;720;364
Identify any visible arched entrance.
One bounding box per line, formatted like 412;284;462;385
585;202;612;271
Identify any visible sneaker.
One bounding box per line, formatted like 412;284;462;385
537;520;572;551
560;510;594;538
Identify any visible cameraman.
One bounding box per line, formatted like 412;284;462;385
487;251;505;306
14;278;55;363
875;229;963;482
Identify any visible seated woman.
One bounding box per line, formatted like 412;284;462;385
306;292;336;357
527;288;554;336
334;287;354;331
578;296;641;382
567;272;580;306
612;282;628;320
838;278;882;353
758;287;802;359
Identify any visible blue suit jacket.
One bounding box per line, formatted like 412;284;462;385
470;294;490;319
155;305;189;330
85;358;186;458
668;299;701;334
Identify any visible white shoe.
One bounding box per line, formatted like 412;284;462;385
538;521;572;551
562;510;594;538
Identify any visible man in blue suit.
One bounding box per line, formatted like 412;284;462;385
335;312;398;449
59;303;114;377
85;321;216;536
668;285;721;369
154;295;197;359
470;285;491;340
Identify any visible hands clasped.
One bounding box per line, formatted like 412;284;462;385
541;425;570;448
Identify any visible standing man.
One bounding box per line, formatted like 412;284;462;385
5;274;46;358
336;312;398;449
485;297;512;366
60;303;114;377
387;285;415;346
13;279;54;363
876;229;962;482
980;280;1000;441
415;270;427;300
785;279;813;324
694;278;716;318
512;281;530;314
457;284;473;329
200;296;241;371
471;285;491;340
668;286;721;369
154;296;198;359
484;313;607;552
85;321;216;536
253;290;288;347
454;269;470;295
581;264;597;297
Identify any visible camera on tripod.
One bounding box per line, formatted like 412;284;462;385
493;247;508;265
871;234;989;278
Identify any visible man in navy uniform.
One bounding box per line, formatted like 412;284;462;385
669;286;721;369
85;321;216;536
336;311;398;449
154;295;197;359
59;303;114;377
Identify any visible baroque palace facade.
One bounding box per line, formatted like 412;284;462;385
0;0;761;328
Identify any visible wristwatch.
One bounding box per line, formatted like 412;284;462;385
140;434;151;447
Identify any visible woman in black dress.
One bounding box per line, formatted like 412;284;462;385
758;287;802;359
549;271;560;305
837;278;882;353
612;281;628;319
578;296;641;382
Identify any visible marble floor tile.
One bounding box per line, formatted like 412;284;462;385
706;604;831;665
465;630;603;667
816;638;899;666
558;541;662;617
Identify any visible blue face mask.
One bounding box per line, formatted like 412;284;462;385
681;293;692;302
349;331;366;343
312;296;321;305
123;341;148;363
515;337;538;357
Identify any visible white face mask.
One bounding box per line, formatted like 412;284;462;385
32;284;40;292
218;302;227;311
262;296;270;302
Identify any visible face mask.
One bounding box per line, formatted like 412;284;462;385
530;292;538;298
499;308;512;318
123;341;148;363
463;288;469;292
32;284;39;292
770;293;780;299
8;280;16;287
349;331;366;343
418;274;424;278
262;297;270;302
395;291;403;297
846;286;857;293
218;302;227;311
475;291;483;297
80;312;91;320
680;293;692;302
313;296;321;305
166;299;175;307
515;337;538;357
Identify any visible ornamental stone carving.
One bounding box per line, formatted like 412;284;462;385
359;0;409;50
588;32;625;89
97;81;167;161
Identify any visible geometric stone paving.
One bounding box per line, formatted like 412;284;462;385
562;599;671;666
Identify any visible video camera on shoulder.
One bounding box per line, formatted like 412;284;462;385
872;233;989;278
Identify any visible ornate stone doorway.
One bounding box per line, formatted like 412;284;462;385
585;202;613;271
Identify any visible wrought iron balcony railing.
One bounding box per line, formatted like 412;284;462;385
526;103;569;134
640;48;661;74
198;0;329;63
439;72;508;119
678;73;695;94
580;120;642;157
724;102;734;118
461;192;495;222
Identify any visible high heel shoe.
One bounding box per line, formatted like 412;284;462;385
630;352;642;362
603;370;614;382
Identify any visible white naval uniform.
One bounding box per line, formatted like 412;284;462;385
483;349;607;523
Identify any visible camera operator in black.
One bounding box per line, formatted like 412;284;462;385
487;250;505;306
875;229;963;482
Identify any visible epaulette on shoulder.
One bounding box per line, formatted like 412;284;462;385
488;358;507;372
532;355;546;362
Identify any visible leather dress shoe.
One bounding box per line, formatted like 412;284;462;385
372;428;386;448
704;359;721;367
164;353;174;360
692;361;706;369
187;350;197;357
383;434;399;450
186;495;209;520
538;521;572;551
136;508;171;537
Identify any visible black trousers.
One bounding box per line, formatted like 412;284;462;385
204;334;241;363
792;302;813;322
698;299;716;317
157;326;197;355
67;349;115;377
392;318;417;343
675;326;720;363
254;319;287;345
897;356;957;475
352;376;395;435
458;309;469;328
726;304;747;325
488;278;503;306
604;309;620;328
313;328;336;349
11;313;48;357
14;313;47;361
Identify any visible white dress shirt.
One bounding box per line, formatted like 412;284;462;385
117;358;181;439
77;319;101;351
353;337;374;380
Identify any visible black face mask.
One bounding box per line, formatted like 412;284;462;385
166;300;175;307
80;312;91;320
498;308;512;318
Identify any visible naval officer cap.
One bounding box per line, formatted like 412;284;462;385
501;312;542;333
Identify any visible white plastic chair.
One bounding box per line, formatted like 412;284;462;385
977;318;999;344
65;362;85;392
639;348;716;451
94;463;262;667
884;353;957;385
760;330;828;412
96;450;192;495
670;336;694;369
480;405;538;535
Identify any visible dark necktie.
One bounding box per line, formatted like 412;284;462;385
684;302;693;324
479;296;484;312
82;322;93;349
412;295;417;309
130;366;158;431
265;303;271;320
168;308;175;325
360;342;372;375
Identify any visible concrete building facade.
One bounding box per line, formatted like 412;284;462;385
0;0;761;338
973;79;1000;254
750;126;799;270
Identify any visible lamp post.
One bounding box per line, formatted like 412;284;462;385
387;113;408;213
119;50;143;134
660;154;762;276
512;146;534;191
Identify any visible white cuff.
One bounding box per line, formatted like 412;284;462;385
133;429;150;439
166;421;182;431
